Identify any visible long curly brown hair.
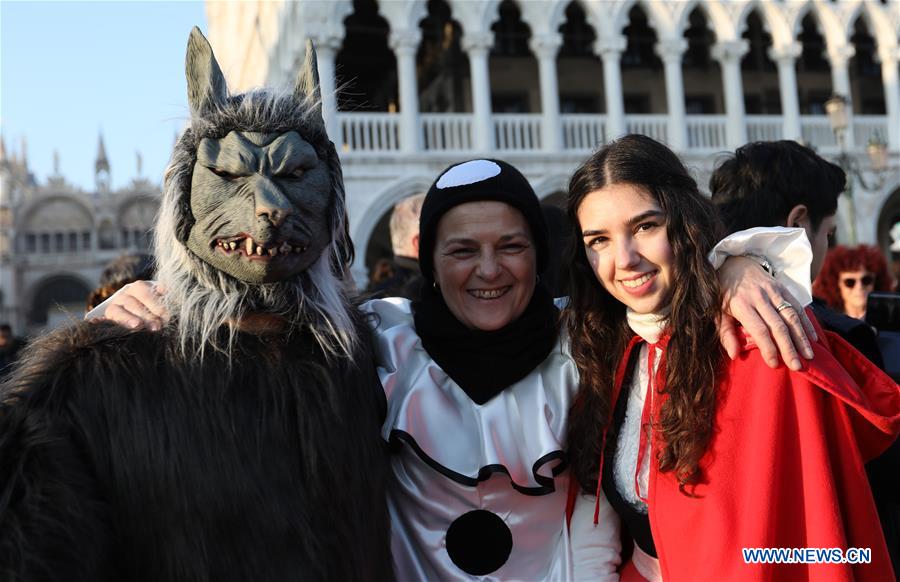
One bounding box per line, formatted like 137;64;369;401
563;135;725;495
812;244;894;312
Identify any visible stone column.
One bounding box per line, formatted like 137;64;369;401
310;37;342;148
390;29;423;153
828;44;856;148
656;38;688;151
463;31;495;152
878;46;900;152
769;43;803;142
530;33;563;151
596;36;627;140
712;40;749;150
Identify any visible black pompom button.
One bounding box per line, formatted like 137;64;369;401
446;510;513;576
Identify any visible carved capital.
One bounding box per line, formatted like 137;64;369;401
389;29;422;56
306;30;343;55
594;35;627;58
711;40;749;64
827;44;856;69
529;33;563;60
768;42;803;64
655;38;688;63
462;31;494;54
877;45;900;67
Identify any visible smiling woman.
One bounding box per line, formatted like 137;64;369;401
432;201;536;330
362;159;599;580
564;135;899;582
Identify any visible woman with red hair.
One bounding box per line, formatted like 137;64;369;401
813;245;894;320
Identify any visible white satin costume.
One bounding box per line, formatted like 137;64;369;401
362;298;621;581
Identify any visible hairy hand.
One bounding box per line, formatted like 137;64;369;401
718;257;817;370
84;281;169;332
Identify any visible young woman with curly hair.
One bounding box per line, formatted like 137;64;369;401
565;135;899;581
813;244;894;320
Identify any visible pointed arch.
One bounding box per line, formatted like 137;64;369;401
351;174;435;277
736;0;793;48
673;0;734;42
612;0;671;40
845;0;898;55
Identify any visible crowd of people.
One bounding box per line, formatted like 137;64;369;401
0;44;897;576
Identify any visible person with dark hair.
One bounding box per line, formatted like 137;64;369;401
814;244;894;320
710;143;900;573
709;140;886;365
565;135;899;581
86;253;156;312
710;140;840;278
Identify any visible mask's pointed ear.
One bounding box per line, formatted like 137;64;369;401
185;26;227;117
294;39;324;122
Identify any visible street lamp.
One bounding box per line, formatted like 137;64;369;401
824;94;891;245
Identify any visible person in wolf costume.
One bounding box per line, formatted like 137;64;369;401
0;28;392;582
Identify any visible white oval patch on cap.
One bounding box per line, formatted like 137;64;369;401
436;159;501;189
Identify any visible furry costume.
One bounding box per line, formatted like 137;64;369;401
0;28;392;582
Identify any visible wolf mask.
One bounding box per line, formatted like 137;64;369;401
156;27;354;357
0;28;393;582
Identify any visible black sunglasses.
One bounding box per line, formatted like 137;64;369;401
841;275;874;289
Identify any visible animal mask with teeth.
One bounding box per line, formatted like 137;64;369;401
153;28;355;357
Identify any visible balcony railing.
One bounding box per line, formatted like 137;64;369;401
686;115;727;152
339;113;400;153
422;113;473;151
746;115;783;143
800;116;838;149
561;114;608;151
333;112;890;156
494;114;542;151
627;115;669;145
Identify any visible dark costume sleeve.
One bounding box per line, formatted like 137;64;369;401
0;325;117;582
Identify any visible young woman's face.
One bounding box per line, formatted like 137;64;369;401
577;183;674;314
433;201;537;331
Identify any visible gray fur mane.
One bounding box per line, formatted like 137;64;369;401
155;88;357;360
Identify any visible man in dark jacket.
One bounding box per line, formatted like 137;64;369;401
367;193;425;300
710;140;897;574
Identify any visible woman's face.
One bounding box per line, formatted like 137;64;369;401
433;201;536;331
577;183;674;315
838;268;874;317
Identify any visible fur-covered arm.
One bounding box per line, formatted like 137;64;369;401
0;324;122;581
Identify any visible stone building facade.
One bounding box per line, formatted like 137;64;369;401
0;137;160;335
205;0;900;284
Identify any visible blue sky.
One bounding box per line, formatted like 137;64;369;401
1;1;208;191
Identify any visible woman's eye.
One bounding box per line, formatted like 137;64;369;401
448;248;476;257
586;237;607;248
501;243;527;253
636;222;658;233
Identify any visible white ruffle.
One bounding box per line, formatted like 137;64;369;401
708;226;813;306
361;298;577;492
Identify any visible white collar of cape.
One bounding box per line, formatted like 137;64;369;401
626;308;669;344
361;297;577;494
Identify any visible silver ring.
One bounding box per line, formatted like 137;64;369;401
775;301;794;313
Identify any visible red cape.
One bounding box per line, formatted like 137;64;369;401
613;317;899;581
